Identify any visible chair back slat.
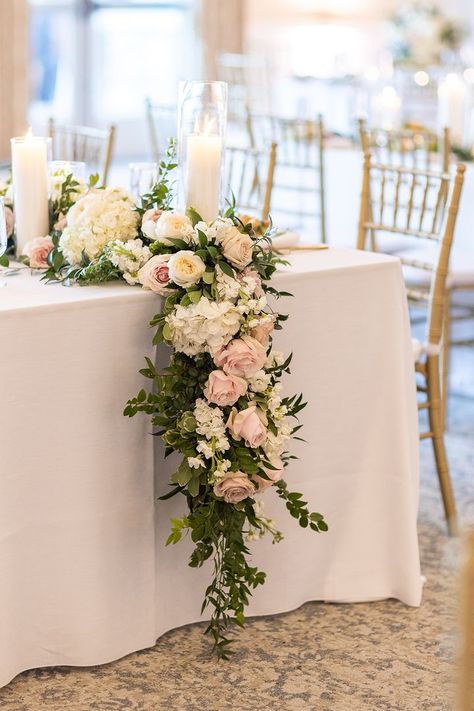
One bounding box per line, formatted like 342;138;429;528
246;111;326;241
48;118;115;186
225;142;277;222
145;99;177;163
358;118;450;172
358;153;465;349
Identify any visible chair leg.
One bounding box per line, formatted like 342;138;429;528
441;289;451;432
426;355;459;536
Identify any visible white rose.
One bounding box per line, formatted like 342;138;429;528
153;211;194;245
168;250;206;287
220;227;253;269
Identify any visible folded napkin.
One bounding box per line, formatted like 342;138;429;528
270;231;301;250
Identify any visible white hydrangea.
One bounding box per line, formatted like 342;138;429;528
59;188;139;265
194;399;230;456
106;238;151;285
215;265;241;301
239;274;260;298
166;296;242;356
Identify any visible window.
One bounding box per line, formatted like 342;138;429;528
29;0;198;157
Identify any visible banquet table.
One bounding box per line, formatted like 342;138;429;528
0;247;423;688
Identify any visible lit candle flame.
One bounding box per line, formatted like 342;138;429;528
25;127;33;141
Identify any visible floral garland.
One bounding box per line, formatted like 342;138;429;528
2;145;327;658
389;2;465;67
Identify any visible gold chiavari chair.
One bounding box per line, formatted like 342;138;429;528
246;111;327;243
225;142;277;222
358;118;451;172
459;529;474;710
358;153;466;536
145;99;177;163
358;119;461;429
48;118;115;187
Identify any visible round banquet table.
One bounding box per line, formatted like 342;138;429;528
0;247;423;688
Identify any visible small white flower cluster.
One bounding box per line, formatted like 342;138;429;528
247;500;282;542
59;188;139;265
263;422;292;461
196;217;234;245
194;398;230;458
265;350;285;369
237;295;267;318
209;458;232;484
106;239;151;285
187;456;204;470
248;369;272;393
166;297;242;356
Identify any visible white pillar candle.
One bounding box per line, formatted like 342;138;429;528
185;133;222;223
438;73;468;147
372;86;402;131
11;129;50;256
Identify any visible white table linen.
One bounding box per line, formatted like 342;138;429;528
0;247;422;688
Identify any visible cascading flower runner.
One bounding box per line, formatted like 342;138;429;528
3;143;327;659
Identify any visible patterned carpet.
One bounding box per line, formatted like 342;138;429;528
1;348;473;711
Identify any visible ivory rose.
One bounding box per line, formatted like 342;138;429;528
221;226;253;269
253;458;284;493
227;405;267;448
141;207;163;239
204;370;247;407
214;335;266;378
250;317;274;346
138;254;173;295
153;211;194;244
168;250;206;287
213;473;255;503
4;206;14;238
22;236;54;268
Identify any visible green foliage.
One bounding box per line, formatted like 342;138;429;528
138;140;177;217
120;202;329;657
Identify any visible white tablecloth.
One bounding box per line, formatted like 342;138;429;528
0;247;422;688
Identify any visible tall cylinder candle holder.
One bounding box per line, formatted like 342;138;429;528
11;129;51;257
178;80;227;223
438;72;468;147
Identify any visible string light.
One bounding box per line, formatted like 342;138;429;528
414;71;430;87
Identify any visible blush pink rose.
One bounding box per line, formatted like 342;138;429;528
138;254;174;295
214;335;266;378
213;473;255;503
4;206;14;238
22;236;54;268
227;405;267;448
250;318;275;347
253;458;284;493
204;370;247;407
